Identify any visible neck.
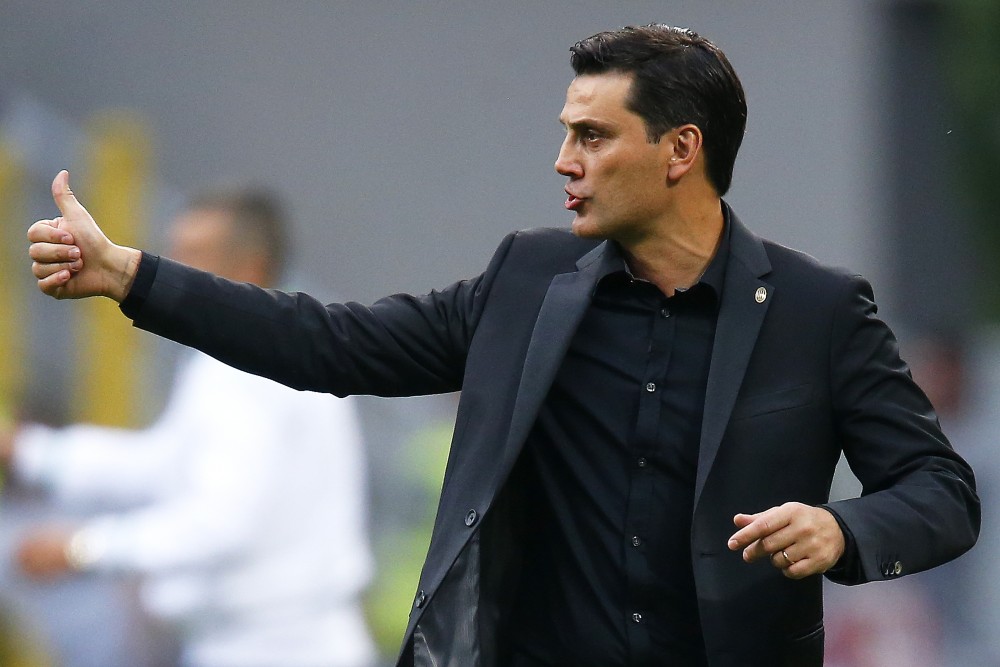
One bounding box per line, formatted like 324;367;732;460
620;196;724;296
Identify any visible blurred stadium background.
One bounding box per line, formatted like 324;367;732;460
1;1;998;665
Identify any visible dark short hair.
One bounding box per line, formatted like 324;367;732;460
188;187;289;281
570;24;747;196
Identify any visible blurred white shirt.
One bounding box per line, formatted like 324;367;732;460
14;351;376;667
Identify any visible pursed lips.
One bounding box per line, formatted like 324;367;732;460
564;189;586;211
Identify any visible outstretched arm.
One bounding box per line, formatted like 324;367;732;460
27;170;141;302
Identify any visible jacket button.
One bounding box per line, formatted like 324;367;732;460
465;509;478;526
893;561;903;576
415;590;427;609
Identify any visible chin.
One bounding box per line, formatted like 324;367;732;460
571;217;607;240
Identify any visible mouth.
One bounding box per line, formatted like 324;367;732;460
564;191;585;211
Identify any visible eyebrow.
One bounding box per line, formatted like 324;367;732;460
558;116;614;132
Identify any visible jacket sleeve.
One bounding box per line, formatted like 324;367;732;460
823;274;980;584
128;233;518;398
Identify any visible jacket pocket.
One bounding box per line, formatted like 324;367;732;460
730;383;813;421
779;621;824;667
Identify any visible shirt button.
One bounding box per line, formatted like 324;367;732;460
645;382;656;392
660;307;671;318
465;509;478;527
632;612;643;623
631;536;642;547
637;457;647;468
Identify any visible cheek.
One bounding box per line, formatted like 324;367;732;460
640;164;671;201
612;166;665;208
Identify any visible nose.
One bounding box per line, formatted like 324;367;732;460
554;135;582;178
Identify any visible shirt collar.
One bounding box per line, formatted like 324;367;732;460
697;206;731;297
594;205;732;298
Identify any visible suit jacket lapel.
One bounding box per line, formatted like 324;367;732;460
496;219;772;508
501;242;613;467
694;212;773;509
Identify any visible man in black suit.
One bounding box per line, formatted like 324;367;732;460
26;24;978;667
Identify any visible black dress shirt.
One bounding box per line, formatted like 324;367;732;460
507;222;731;667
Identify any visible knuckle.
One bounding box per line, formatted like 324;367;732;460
27;221;53;240
783;502;802;516
28;244;44;261
26;221;44;240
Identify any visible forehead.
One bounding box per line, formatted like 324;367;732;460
559;71;636;123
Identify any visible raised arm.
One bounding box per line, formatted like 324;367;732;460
27;171;141;302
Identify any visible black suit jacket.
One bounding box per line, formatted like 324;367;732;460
129;206;979;666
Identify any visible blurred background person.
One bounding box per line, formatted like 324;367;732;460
0;189;376;667
894;329;1000;666
824;327;1000;666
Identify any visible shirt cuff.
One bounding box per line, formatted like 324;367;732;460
819;504;860;581
12;424;59;490
65;523;113;572
119;252;160;319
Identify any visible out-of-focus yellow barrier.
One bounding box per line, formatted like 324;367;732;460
71;112;151;427
0;135;54;667
0;142;26;425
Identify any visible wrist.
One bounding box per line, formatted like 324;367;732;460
107;246;142;303
63;526;107;572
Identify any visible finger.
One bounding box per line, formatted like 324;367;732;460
728;507;791;551
769;548;798;570
781;556;819;580
33;261;80;280
752;524;799;561
51;170;88;219
29;241;81;265
743;531;793;563
743;525;795;563
36;269;72;295
27;218;74;244
740;538;766;563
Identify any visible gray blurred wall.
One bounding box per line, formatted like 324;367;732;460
0;0;890;306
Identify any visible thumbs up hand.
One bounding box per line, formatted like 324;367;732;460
27;171;142;302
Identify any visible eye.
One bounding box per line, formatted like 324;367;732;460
583;129;602;143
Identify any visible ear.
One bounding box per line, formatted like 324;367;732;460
665;124;704;183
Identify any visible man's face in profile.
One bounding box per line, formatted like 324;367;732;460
555;71;674;243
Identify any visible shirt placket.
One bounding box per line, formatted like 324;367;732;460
624;295;675;663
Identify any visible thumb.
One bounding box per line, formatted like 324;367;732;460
51;170;88;219
732;513;756;528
